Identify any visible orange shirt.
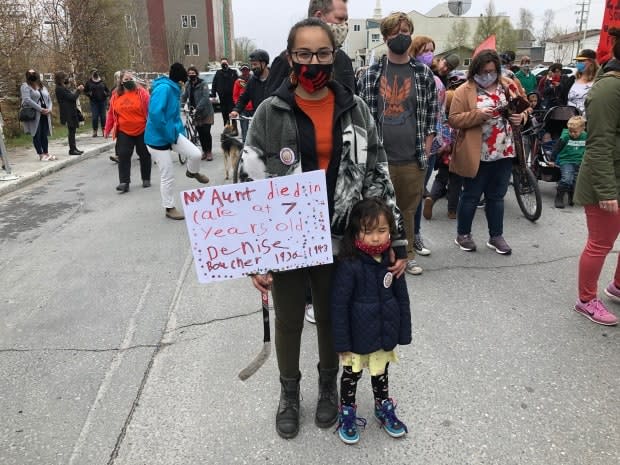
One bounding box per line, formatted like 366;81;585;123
114;90;147;136
295;90;335;171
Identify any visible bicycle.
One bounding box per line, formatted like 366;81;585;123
511;118;542;222
180;107;200;165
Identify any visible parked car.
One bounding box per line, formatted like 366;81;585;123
199;68;239;112
532;66;577;79
199;71;219;110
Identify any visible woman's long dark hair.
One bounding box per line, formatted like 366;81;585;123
116;70;133;96
25;70;43;88
468;49;500;84
54;71;67;87
286;17;336;54
286;17;336;89
339;197;397;259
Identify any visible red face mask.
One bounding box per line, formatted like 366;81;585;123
354;238;391;256
292;62;332;93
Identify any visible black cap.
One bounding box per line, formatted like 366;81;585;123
500;51;516;64
575;49;596;61
169;62;188;83
444;54;460;71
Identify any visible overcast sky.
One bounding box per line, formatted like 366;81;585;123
231;1;606;60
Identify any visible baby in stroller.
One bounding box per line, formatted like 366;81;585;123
529;105;581;183
549;115;587;208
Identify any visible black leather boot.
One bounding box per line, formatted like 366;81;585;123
554;188;565;209
568;190;575;206
315;363;339;428
276;373;301;439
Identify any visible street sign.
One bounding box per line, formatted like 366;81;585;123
180;170;333;283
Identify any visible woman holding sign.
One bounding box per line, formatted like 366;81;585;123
238;18;408;439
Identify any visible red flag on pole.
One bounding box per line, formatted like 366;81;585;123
473;35;496;58
597;1;620;64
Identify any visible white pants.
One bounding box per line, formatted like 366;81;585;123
147;134;202;208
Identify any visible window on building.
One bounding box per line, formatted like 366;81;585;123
181;15;188;28
353;24;360;32
463;58;471;66
184;43;191;56
190;15;197;28
192;43;199;56
371;33;380;43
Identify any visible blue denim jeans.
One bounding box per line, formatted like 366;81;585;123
457;158;513;238
32;115;49;154
90;100;106;131
414;154;437;234
558;163;580;191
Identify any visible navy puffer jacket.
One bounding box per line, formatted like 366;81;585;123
331;252;411;354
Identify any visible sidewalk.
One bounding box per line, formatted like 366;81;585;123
0;133;114;197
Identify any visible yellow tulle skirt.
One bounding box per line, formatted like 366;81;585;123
341;349;398;376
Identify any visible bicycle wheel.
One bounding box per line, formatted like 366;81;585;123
512;166;542;222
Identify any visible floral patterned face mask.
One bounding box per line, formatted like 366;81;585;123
327;22;348;48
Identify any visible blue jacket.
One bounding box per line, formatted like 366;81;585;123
331;252;411;354
144;76;185;148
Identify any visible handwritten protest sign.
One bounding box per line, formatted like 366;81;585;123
180;170;333;283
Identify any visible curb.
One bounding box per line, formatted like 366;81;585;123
0;141;115;198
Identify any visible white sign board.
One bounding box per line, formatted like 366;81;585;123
180;170;333;283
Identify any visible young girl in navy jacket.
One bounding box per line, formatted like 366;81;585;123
331;198;412;444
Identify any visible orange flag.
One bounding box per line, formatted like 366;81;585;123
597;1;619;64
473;35;496;58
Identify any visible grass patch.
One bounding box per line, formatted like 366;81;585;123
5;122;92;149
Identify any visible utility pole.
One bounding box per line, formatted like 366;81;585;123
575;0;591;56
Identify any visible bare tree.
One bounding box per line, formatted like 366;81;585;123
447;19;471;49
166;27;191;65
518;8;534;41
43;0;131;82
538;9;555;46
0;0;43;95
473;1;501;45
234;37;257;64
496;18;517;52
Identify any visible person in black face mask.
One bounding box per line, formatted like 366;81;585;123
230;49;271;125
358;12;439;276
20;69;54;161
103;70;152;193
84;69;110;137
238;17;408;441
54;71;85;155
210;58;237;127
181;66;214;160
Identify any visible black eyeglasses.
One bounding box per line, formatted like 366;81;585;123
290;48;335;64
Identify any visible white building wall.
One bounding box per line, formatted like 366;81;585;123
342;10;507;66
543;35;600;64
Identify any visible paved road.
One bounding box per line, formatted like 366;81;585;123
0;120;618;465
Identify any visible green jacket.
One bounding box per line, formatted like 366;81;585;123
515;70;537;95
574;70;620;205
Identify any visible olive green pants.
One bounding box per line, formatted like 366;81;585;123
271;263;339;379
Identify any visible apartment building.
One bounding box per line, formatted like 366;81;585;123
127;0;235;71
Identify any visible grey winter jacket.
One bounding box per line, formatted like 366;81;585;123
181;78;214;126
20;82;53;136
239;81;407;256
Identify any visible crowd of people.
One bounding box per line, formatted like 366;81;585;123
17;0;620;446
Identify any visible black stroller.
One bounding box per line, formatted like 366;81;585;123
526;105;581;183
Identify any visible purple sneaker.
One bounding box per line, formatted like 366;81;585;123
604;282;620;303
574;299;618;326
